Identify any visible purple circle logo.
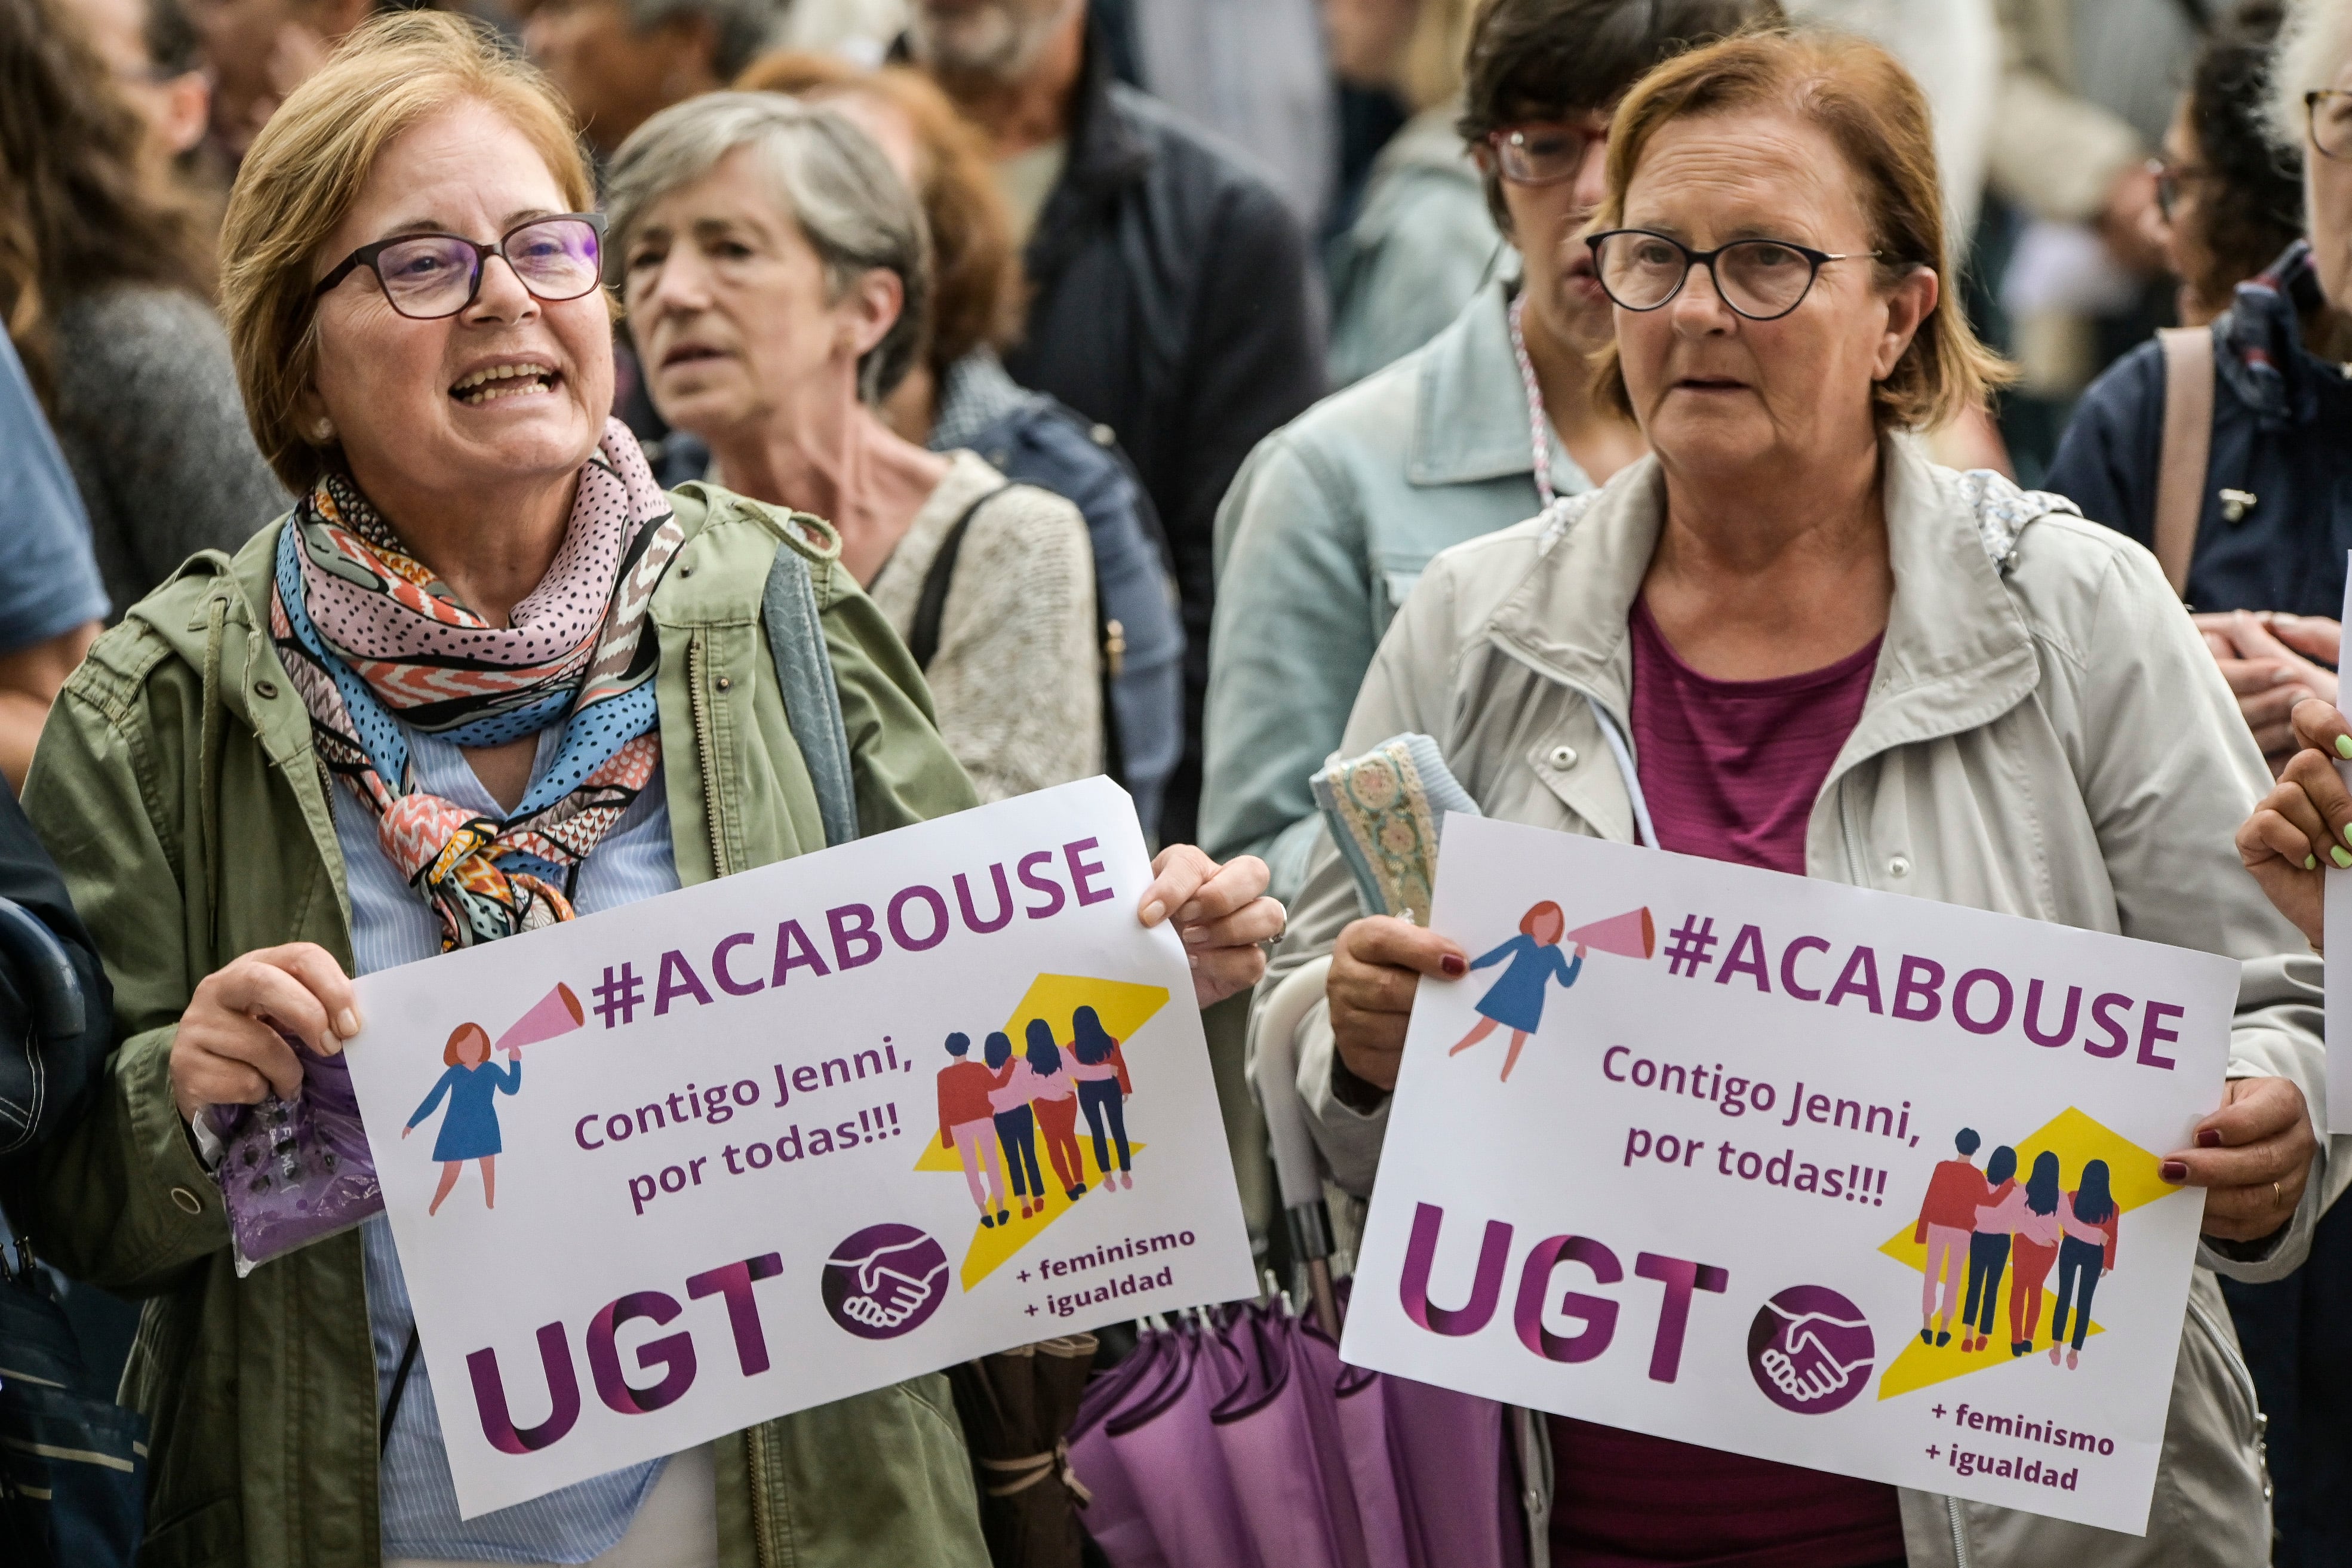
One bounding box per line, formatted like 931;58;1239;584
821;1223;951;1340
1747;1284;1876;1413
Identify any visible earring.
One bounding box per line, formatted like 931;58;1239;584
312;419;336;442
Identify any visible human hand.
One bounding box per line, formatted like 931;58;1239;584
2163;1076;2316;1243
401;1124;412;1139
170;942;360;1124
2234;697;2352;949
1328;916;1467;1092
2193;611;2340;763
1137;845;1283;1008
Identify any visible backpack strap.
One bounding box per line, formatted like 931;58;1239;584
761;539;860;849
2154;325;2216;599
908;483;1010;671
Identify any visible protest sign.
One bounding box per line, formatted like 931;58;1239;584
1343;816;2237;1535
343;777;1254;1518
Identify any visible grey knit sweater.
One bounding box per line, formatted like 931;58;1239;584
48;286;286;619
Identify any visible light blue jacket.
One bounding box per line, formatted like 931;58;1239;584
1323;104;1504;389
1202;279;1589;899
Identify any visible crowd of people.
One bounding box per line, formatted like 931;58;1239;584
6;0;2352;1563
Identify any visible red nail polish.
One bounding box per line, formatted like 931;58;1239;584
2159;1160;2189;1183
1440;954;1467;977
2196;1127;2223;1148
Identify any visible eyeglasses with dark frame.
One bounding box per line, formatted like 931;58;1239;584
1584;229;1884;321
2307;90;2352;162
2147;156;2215;223
1483;119;1607;187
312;213;607;321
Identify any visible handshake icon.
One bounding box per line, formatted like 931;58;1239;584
1748;1286;1878;1415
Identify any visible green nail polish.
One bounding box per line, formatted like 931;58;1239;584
2338;734;2352;760
2331;847;2350;869
2309;856;2322;871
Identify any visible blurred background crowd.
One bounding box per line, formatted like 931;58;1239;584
8;0;2352;1561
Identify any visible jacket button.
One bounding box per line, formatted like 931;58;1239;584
1089;423;1117;447
170;1186;202;1215
1548;745;1577;770
715;675;732;692
254;680;278;699
1887;856;1911;878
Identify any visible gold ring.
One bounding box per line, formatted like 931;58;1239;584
2275;1180;2285;1206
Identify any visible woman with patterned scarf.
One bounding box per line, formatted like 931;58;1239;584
0;14;1282;1568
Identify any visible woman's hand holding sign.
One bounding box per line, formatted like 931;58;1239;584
2237;696;2352;952
2166;1077;2314;1244
1137;844;1283;1007
1329;917;1468;1093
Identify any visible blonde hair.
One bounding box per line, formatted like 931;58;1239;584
217;11;597;493
1588;27;2012;432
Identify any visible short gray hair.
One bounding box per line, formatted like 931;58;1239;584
2271;0;2352;153
622;0;778;80
605;92;931;404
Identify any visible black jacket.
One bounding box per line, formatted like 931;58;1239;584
0;783;111;1158
2046;241;2352;616
1002;24;1325;841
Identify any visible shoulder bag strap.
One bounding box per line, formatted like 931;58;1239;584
761;535;861;849
2153;325;2215;599
908;484;1010;672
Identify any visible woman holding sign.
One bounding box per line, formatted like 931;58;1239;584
1262;26;2325;1567
0;15;1281;1566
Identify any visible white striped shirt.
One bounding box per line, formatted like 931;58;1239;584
338;724;681;1564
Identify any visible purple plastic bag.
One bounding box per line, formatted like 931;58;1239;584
208;1041;382;1276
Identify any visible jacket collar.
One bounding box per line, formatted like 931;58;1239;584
2217;239;2342;429
1484;435;2042;775
1408;279;1550;486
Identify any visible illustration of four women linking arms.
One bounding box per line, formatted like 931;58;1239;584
1914;1127;2120;1370
935;1006;1135;1228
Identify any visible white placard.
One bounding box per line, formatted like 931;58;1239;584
343;777;1254;1517
1344;817;2237;1535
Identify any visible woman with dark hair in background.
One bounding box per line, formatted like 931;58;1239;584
1;0;284;626
2048;0;2351;769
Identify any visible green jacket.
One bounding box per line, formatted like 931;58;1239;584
3;485;990;1567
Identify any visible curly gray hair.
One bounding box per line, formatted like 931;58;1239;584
604;91;932;405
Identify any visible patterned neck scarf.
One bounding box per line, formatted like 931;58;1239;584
272;418;684;949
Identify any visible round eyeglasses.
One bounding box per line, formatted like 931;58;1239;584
1584;229;1883;321
1485;119;1604;187
312;213;607;320
2308;90;2352;162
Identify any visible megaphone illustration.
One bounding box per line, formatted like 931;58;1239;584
495;982;586;1053
1564;907;1655;960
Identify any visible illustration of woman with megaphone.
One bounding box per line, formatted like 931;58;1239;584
1449;902;1652;1081
403;982;582;1215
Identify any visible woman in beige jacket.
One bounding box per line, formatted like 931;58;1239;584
1256;30;2329;1568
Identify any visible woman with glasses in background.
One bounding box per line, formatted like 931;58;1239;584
1203;0;1776;909
1261;27;2325;1565
0;16;1281;1564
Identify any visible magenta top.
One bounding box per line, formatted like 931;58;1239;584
1546;598;1898;1568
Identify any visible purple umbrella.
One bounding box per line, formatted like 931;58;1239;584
1067;1338;1176;1568
1102;1326;1262;1568
1210;1308;1370;1568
